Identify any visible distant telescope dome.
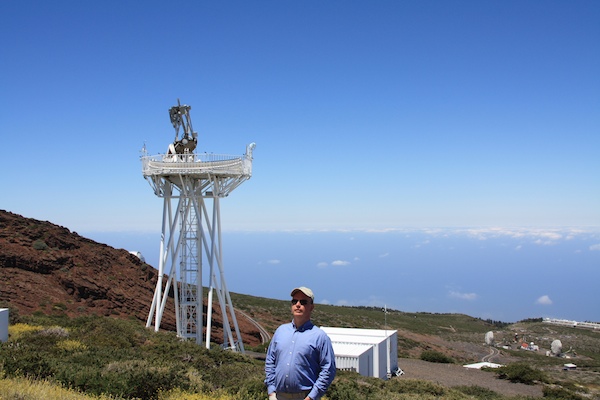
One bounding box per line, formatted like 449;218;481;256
129;251;146;263
551;339;562;355
484;331;494;345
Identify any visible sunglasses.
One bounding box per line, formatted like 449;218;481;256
291;299;311;305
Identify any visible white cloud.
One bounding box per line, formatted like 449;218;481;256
243;227;599;238
534;238;558;246
590;243;600;251
449;291;477;301
317;261;328;268
267;259;281;265
535;232;563;241
535;295;553;305
331;260;350;266
413;240;430;248
515;245;522;251
379;253;389;258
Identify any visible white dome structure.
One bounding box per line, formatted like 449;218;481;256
551;339;563;356
484;331;494;345
129;251;146;263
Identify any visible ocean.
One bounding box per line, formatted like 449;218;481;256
85;228;600;323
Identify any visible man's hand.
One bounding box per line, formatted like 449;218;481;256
268;393;277;400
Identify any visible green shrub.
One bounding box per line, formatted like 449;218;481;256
327;377;375;400
386;378;447;396
52;303;68;311
495;362;547;385
420;350;454;364
0;346;55;379
454;385;502;399
233;379;267;400
326;378;357;400
33;239;49;250
542;386;586;400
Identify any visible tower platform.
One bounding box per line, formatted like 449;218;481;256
142;143;255;196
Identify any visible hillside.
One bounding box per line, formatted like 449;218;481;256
0;210;262;347
2;210;599;398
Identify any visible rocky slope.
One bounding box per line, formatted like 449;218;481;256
0;210;261;347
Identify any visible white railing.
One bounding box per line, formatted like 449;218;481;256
141;152;252;177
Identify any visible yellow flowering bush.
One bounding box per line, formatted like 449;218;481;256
0;376;115;399
7;323;43;341
56;339;88;352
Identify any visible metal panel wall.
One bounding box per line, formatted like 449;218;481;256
0;308;8;342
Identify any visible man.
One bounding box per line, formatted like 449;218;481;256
265;286;336;400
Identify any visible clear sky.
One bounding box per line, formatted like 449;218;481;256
2;1;599;323
1;1;598;233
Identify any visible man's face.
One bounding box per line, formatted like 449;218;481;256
291;292;314;320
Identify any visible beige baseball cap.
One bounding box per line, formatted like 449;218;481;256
291;286;314;300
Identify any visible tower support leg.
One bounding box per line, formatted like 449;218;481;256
145;177;244;352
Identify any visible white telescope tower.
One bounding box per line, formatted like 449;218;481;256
142;100;255;352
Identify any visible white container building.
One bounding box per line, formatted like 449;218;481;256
0;308;8;342
322;327;400;379
332;342;374;376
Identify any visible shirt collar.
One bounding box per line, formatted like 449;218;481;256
292;319;314;332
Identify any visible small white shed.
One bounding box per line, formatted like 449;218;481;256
332;342;374;376
0;308;8;342
322;327;399;379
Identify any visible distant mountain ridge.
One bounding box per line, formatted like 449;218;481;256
0;210;262;347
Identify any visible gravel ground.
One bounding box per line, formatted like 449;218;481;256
397;358;544;398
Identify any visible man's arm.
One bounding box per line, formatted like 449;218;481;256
264;338;278;395
307;333;336;400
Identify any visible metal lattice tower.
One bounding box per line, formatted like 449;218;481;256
142;100;255;351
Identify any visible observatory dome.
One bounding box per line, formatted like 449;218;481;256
129;251;146;263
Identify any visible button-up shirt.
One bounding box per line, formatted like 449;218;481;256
265;320;336;400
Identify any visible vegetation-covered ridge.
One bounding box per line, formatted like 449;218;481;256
2;304;598;399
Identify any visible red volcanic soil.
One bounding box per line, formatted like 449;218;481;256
0;210;262;347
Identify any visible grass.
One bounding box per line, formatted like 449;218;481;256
0;315;489;400
0;376;240;400
2;294;599;400
0;376;115;400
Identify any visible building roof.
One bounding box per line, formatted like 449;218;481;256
322;327;396;338
321;327;397;346
331;343;372;357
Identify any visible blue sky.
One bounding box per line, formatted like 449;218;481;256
1;0;598;232
1;2;599;321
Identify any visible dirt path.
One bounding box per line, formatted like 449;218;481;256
397;358;544;398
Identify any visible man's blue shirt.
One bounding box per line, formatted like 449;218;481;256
265;320;336;400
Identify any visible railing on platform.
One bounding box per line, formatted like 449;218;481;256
141;152;252;177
